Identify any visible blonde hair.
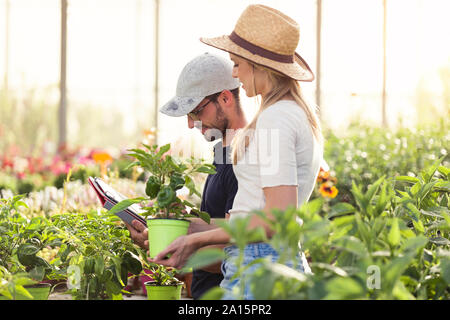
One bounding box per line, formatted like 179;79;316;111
231;62;323;164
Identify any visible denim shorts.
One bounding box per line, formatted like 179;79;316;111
219;242;310;300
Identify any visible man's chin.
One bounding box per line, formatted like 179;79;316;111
202;128;224;142
203;133;218;142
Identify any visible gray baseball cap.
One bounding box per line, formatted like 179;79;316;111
159;52;240;117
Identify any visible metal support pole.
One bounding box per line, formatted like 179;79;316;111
58;0;68;150
382;0;387;127
3;0;10;93
315;0;322;113
154;0;160;143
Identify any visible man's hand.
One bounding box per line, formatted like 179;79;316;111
125;220;148;249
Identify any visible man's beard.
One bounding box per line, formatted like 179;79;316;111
203;105;229;142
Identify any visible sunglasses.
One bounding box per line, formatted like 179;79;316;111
187;99;213;121
187;91;222;121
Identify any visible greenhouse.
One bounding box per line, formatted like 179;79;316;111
0;0;449;305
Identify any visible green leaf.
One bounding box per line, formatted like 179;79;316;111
190;209;210;224
383;252;415;294
437;166;450;178
105;279;122;296
184;176;200;197
156;144;171;160
14;200;29;210
403;202;421;222
309;262;348;277
410;182;421;197
388;218;401;247
266;262;308;282
111;257;125;287
181;199;196;208
17;243;40;257
29;266;46;281
328;202;355;219
375;182;391;216
355;213;371;248
429;237;450;246
365;176;385;204
303;198;324;216
440;258;450;284
392;281;416;300
418;181;439;203
199;287;225;300
333;236;368;258
324;277;365;300
434;181;450;193
122;251;142;275
351;181;368;213
423;157;444;183
412;219;425;234
123;161;139;172
194;165;217;175
13;285;34;300
94;256;105;275
395;176;420;184
108;198;146;215
401;235;428;254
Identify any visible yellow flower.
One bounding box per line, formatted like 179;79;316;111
92;151;112;178
319;182;338;198
317;168;338;184
317;169;330;183
92;151;112;164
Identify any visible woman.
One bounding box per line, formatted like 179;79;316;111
150;4;324;300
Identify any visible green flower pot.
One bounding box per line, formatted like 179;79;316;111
147;218;190;259
0;283;52;300
144;281;183;300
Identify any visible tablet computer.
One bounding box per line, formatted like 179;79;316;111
88;176;147;226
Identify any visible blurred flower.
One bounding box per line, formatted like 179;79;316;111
317;168;330;183
91;151;113;178
142;127;157;146
317;167;337;184
92;151;113;164
319;182;338;198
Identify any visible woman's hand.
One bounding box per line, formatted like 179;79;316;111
148;234;198;270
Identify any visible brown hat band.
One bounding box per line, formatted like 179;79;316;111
229;31;294;63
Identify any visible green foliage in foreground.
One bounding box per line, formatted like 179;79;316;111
321;121;449;205
189;160;450;300
0;196;143;300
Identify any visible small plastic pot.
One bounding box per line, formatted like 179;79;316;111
144;281;183;300
147;218;190;258
0;283;52;300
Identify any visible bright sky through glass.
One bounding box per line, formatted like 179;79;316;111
0;0;449;152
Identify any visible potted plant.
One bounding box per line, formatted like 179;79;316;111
0;266;52;300
109;143;215;258
143;263;184;300
0;195;59;300
49;211;144;300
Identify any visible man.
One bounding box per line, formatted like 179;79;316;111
126;52;247;299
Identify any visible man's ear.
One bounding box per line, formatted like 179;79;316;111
221;90;233;106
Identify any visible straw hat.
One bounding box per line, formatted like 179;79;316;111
200;4;314;82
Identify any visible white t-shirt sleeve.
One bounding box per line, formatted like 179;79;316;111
256;103;299;188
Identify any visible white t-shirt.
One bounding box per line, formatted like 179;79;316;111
229;100;323;220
